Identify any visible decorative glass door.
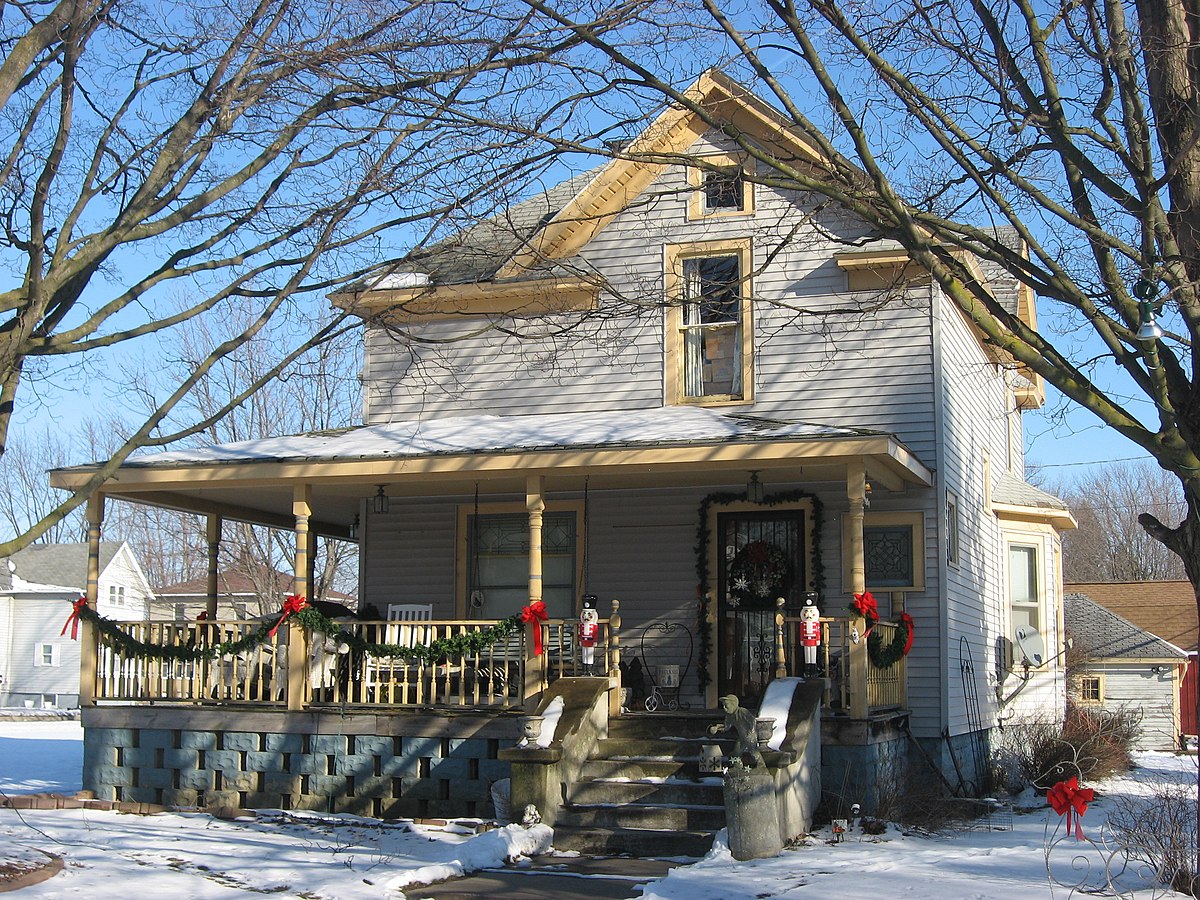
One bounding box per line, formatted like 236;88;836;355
717;511;807;702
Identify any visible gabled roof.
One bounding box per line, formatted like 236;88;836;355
334;70;1026;328
0;542;125;592
993;474;1069;511
1065;591;1186;661
1065;581;1197;653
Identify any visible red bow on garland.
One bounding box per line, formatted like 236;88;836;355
1048;776;1094;840
851;591;879;637
269;594;309;638
900;612;915;655
61;595;88;640
521;600;549;655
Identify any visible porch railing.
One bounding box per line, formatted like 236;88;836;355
779;614;907;716
87;611;621;712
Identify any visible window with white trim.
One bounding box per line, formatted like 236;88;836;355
108;584;126;606
1008;542;1041;639
34;643;59;667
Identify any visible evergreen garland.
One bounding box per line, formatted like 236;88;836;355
73;602;524;663
867;618;913;669
694;489;825;691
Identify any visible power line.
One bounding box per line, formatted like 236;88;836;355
1032;455;1151;468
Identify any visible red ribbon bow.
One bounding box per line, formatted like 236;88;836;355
520;600;549;655
851;591;879;636
61;595;88;640
1048;776;1094;840
269;594;308;638
900;612;915;655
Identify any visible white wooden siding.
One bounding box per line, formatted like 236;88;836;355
1082;663;1179;751
0;593;83;706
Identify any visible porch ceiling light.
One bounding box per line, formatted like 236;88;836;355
373;485;389;515
747;471;765;503
349;514;360;540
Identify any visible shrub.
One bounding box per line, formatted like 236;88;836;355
1004;702;1139;791
1106;776;1197;896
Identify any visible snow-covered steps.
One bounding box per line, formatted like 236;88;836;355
551;712;731;858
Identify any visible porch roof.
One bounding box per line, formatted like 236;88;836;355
52;407;932;538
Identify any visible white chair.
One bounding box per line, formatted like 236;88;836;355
386;603;433;649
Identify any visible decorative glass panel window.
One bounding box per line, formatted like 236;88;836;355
864;526;914;588
467;511;577;619
1079;675;1102;704
1008;543;1041;638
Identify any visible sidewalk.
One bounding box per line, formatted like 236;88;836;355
414;855;683;899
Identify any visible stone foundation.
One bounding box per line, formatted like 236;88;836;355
81;706;523;819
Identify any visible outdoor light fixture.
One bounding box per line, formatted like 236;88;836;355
372;485;389;515
1151;665;1167;676
348;514;360;540
747;471;765;503
1134;274;1165;342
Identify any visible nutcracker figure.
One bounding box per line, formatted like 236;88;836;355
579;595;599;674
799;596;821;678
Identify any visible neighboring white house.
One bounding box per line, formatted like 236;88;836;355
53;72;1076;803
0;542;153;708
1064;592;1187;751
152;564;357;621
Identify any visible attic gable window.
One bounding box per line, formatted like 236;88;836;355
687;154;753;220
665;240;754;405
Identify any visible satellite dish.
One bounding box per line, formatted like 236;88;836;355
1015;626;1046;667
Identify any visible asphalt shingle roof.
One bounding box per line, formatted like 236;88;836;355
993;473;1069;510
1065;591;1186;661
1065;581;1197;652
0;542;124;591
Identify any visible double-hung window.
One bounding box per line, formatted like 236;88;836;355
667;240;753;405
1008;543;1041;640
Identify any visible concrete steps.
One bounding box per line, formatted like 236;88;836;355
552;713;730;857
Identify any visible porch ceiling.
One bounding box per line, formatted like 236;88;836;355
51;408;933;538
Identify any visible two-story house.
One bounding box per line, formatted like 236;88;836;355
0;542;153;709
51;72;1073;836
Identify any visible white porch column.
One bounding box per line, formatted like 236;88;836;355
847;460;868;718
205;515;221;619
523;474;546;709
79;493;104;707
288;484;312;711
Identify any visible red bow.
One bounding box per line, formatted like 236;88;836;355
900;612;915;655
521;600;549;655
851;591;879;637
1048;776;1094;840
269;594;308;638
61;595;88;640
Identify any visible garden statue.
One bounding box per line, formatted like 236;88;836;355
708;694;765;767
579;595;599;674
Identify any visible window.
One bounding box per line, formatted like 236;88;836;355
40;694;58;709
687;154;753;219
1008;543;1041;639
34;643;59;667
946;491;960;566
665;240;753;405
1078;675;1103;704
465;511;577;619
843;511;926;592
108;584;126;606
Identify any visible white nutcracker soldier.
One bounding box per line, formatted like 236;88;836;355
799;595;821;678
579;595;600;675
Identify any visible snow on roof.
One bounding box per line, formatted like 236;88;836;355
118;408;875;468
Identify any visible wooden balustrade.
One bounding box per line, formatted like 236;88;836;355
88;613;622;712
781;615;908;716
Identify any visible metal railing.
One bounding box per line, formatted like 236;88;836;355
86;608;623;712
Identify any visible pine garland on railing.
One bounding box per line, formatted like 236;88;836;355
694;488;825;691
70;600;524;664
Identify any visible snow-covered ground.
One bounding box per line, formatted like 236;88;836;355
0;718;1195;898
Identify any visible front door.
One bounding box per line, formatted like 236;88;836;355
717;511;807;703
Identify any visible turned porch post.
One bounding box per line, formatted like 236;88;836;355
847;461;869;718
288;484;312;711
78;493;104;707
523;474;546;709
205;515;221;619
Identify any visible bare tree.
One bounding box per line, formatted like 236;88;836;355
1053;463;1187;582
0;0;586;556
